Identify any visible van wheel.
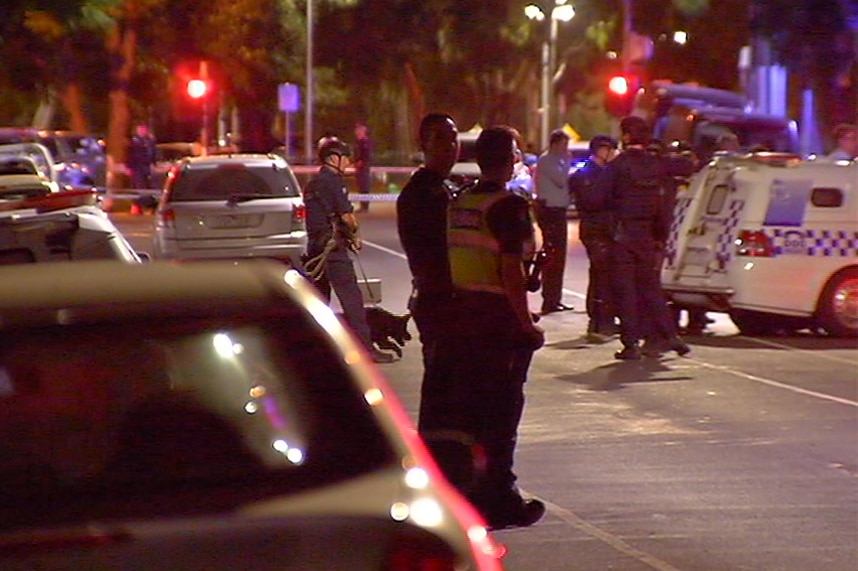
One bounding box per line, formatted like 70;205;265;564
816;269;858;338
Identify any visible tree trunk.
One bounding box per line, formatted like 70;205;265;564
104;18;136;199
60;83;89;133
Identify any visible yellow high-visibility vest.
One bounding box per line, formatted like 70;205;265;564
447;189;509;295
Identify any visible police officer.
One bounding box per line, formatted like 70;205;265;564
128;124;156;190
304;136;393;364
591;117;690;360
446;125;545;529
569;135;619;342
396;113;468;484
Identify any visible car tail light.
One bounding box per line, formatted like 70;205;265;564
381;527;504;571
293;204;306;223
735;229;774;257
0;530;131;557
159;207;176;228
382;534;458;571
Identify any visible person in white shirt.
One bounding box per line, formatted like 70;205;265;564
533;129;572;314
827;123;857;160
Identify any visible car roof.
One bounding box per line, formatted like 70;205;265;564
178;153;289;168
0;259;301;314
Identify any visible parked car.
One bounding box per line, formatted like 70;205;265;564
0;259;505;571
153;153;307;265
50;131;107;188
449;129;534;195
0;156;56;200
0;190;146;264
0;128;98;188
567;139;591;174
0;142;61;192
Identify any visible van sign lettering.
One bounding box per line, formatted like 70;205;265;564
780;230;806;254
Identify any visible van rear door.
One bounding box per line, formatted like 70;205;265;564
664;159;743;286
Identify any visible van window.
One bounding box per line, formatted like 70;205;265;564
811;187;844;208
706;184;729;215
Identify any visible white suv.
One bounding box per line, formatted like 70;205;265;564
153;153;307;264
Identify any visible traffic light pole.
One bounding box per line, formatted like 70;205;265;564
199;61;209;156
201;96;209;157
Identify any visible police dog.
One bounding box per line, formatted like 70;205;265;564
365;306;412;358
335;306;412;358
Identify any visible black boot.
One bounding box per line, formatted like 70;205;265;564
614;343;641;360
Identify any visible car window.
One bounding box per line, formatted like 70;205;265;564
0;310;395;527
170;164;300;200
0;158;38;175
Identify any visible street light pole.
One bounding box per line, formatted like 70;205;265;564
304;0;314;164
540;42;550;151
526;1;575;151
548;13;558;139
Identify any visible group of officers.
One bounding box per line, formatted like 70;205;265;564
301;112;695;531
551;117;694;359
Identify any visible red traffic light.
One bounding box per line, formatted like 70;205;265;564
608;75;631;96
187;79;208;99
605;74;639;117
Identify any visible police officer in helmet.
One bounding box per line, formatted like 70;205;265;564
591;116;690;360
304;136;393;363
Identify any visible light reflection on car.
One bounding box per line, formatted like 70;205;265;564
0;260;505;571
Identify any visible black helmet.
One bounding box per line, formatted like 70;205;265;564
317;136;352;162
589;135;618;153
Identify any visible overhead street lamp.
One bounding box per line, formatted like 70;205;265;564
525;0;575;150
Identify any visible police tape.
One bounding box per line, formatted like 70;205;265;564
99;190;400;202
346;193;398;202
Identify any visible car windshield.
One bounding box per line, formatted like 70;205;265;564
170;164;301;200
0;310;395;528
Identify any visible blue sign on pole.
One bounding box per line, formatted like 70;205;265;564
278;83;300;112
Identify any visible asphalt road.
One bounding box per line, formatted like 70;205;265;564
114;204;858;571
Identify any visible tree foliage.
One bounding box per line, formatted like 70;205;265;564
0;0;852;160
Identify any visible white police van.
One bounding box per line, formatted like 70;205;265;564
661;153;857;337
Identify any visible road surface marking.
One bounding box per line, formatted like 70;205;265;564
740;336;858;366
521;491;685;571
363;240;406;260
689;358;858;407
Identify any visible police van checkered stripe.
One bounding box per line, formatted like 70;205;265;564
666;196;693;267
768;228;858;257
715;199;745;263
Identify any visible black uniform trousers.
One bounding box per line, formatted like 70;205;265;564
580;225;617;333
535;204;568;310
417;297;532;517
309;248;372;349
612;241;677;347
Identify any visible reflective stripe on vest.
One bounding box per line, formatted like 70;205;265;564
448;190;509;295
